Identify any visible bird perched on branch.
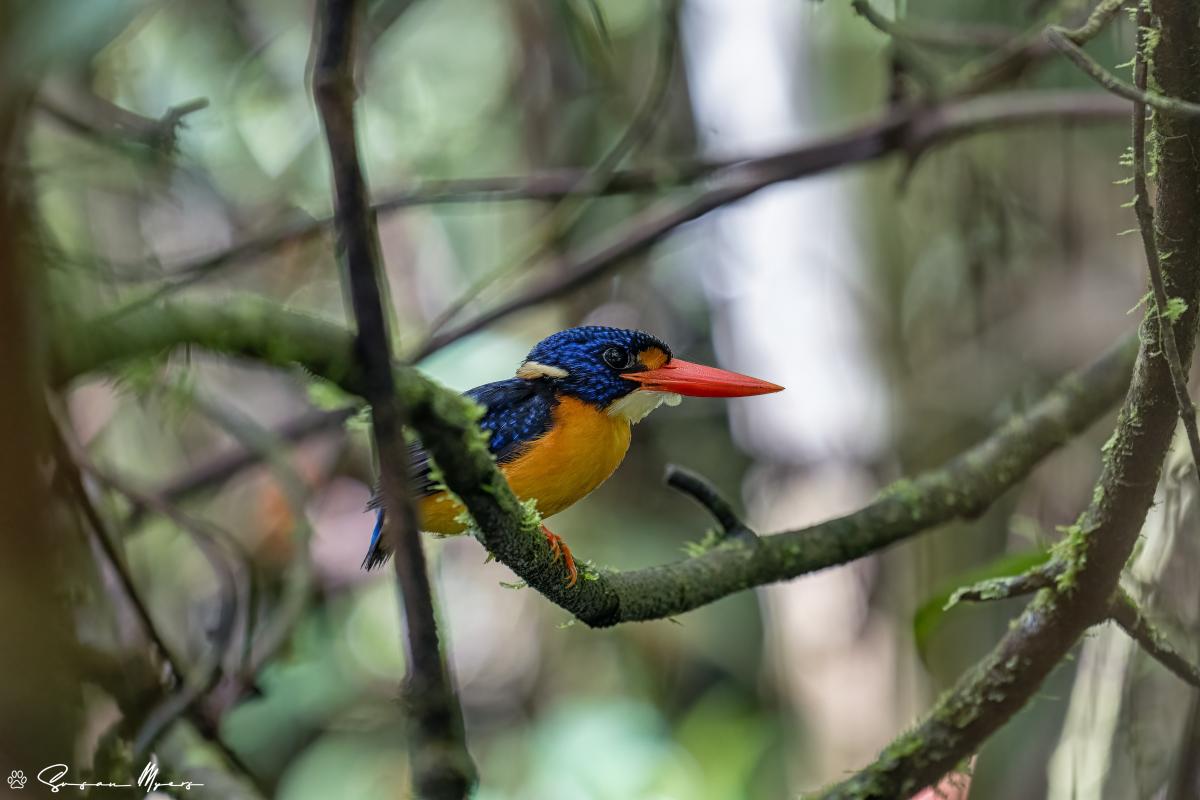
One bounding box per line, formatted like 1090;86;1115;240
366;326;783;585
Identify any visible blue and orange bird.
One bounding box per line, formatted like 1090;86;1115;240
365;326;783;585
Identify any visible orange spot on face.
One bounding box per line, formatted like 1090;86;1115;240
637;346;669;371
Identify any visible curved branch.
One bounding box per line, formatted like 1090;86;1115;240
52;297;1136;629
664;464;753;541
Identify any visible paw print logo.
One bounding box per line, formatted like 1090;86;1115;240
7;769;26;789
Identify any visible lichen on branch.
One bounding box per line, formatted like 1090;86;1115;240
52;296;1136;630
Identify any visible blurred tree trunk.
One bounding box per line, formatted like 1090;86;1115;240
0;41;85;785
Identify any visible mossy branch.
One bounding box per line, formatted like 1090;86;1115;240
1109;589;1200;689
1056;0;1129;46
52;297;1136;631
818;2;1200;795
1129;8;1200;483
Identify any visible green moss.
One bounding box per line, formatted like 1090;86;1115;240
1163;296;1188;323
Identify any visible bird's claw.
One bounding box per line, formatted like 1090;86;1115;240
542;525;578;588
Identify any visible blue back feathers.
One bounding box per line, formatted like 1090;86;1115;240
364;326;669;568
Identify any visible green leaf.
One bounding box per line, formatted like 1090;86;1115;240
912;549;1051;658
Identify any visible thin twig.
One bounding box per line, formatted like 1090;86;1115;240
949;561;1062;604
1110;590;1200;689
131;406;354;524
81;465;242;757
664;464;756;541
1056;0;1129;45
850;0;1016;51
421;2;681;337
952;0;1123;97
311;1;474;797
1129;11;1200;481
98;89;1124;335
52;414;261;788
418;90;1127;358
36;93;209;156
1046;27;1200;118
186;391;320;711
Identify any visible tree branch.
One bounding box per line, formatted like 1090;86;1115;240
51;297;1137;629
36;93;208;157
664;464;755;542
418;89;1127;357
311;2;473;797
818;2;1200;794
850;0;1016;51
1109;589;1200;689
948;562;1062;605
113;90;1125;332
1045;27;1200;118
1129;9;1200;481
1056;0;1129;45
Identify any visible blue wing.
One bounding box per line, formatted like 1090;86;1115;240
363;378;557;568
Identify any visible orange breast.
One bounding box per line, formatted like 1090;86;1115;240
418;396;631;534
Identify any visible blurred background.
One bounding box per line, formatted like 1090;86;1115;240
4;0;1197;798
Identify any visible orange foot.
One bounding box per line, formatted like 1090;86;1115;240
542;525;578;588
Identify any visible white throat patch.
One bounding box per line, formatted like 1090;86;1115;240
605;390;682;423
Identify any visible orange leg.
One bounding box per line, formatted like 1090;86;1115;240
542;525;578;588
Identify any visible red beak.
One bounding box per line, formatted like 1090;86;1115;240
623;358;784;398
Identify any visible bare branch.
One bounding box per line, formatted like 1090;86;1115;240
311;1;473;797
103;90;1125;335
36;93;208;156
1110;589;1200;689
1045;27;1200;118
664;464;754;542
850;0;1017;51
52;416;261;789
419;90;1127;357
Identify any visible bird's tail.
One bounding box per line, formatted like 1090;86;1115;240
362;507;391;569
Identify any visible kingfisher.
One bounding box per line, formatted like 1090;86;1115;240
366;326;783;585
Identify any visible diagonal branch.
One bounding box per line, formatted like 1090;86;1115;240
1109;589;1200;689
311;2;473;798
108;90;1125;332
418;90;1127;357
1045;27;1200;118
50;297;1137;629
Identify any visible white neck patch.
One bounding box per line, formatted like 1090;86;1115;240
516;360;569;380
605;390;682;423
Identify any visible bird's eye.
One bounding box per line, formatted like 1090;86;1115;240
602;346;634;370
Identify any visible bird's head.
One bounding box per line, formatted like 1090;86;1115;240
516;326;783;423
